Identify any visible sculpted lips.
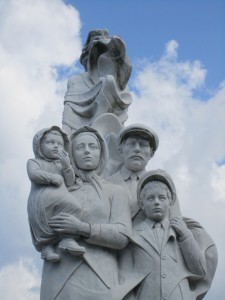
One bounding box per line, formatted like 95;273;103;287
130;155;143;160
153;208;162;212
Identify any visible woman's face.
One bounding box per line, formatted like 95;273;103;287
73;134;101;170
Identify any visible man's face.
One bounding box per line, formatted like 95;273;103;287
140;185;170;222
120;136;152;171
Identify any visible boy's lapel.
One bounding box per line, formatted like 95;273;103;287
134;221;160;255
162;225;177;262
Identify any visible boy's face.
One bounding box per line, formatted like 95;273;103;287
41;132;64;160
140;184;170;222
120;136;152;171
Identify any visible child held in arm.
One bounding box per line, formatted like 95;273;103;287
27;126;85;262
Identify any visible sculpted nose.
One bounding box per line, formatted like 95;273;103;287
134;143;140;152
84;146;90;154
154;198;160;206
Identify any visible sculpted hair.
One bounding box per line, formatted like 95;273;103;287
41;130;64;145
80;29;109;70
139;181;173;206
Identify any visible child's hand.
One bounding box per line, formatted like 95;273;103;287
170;217;189;238
51;174;64;186
57;150;71;169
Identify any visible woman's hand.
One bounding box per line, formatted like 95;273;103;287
49;213;90;237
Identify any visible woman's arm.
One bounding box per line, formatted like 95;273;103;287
86;186;131;249
49;185;132;250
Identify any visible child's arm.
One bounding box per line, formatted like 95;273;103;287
170;217;207;277
27;159;63;186
57;150;75;187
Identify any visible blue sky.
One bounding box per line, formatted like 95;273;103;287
0;1;224;299
67;0;225;95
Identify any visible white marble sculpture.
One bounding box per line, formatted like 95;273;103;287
62;29;133;136
40;126;144;300
27;126;85;263
27;29;217;300
108;124;159;219
121;170;218;300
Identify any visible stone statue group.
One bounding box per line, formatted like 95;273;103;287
27;30;217;300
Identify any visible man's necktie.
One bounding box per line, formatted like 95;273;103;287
129;173;138;216
154;222;163;250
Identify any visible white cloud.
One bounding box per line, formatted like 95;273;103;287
165;40;178;57
0;258;40;300
128;40;225;299
0;0;81;194
0;0;81;296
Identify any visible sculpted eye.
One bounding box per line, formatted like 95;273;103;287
76;144;84;150
47;140;54;144
146;196;154;201
140;142;149;147
90;144;98;149
126;141;135;147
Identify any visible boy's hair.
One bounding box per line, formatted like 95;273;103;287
139;180;173;206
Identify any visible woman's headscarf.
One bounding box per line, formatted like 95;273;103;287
32;126;69;160
69;126;109;196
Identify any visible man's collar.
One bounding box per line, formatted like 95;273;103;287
120;165;145;181
144;217;169;230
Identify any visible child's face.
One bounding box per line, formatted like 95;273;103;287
41;132;64;160
140;185;170;222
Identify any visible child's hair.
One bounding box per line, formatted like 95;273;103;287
139;180;174;206
41;129;64;145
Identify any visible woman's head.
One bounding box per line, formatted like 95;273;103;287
70;126;108;175
73;132;101;170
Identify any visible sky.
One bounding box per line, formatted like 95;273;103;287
0;0;224;299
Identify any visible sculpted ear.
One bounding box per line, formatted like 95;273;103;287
118;144;123;155
149;148;154;159
139;199;144;211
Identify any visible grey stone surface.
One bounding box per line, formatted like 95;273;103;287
108;124;159;219
121;170;218;300
27;29;217;300
27;126;85;262
62;29;133;136
39;126;143;300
